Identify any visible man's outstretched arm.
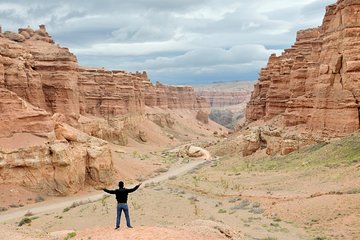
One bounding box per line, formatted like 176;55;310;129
127;183;141;193
103;188;117;194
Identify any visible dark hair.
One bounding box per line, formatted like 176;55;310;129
118;181;124;188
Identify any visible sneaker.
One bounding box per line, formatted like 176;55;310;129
115;227;120;230
127;226;133;228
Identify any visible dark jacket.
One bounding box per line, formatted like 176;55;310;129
103;184;140;203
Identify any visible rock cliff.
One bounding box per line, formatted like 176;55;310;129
245;0;360;155
194;81;253;128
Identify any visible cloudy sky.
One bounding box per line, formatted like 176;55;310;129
1;0;334;84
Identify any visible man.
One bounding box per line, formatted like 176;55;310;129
103;181;141;230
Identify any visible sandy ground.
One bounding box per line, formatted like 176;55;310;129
0;224;239;240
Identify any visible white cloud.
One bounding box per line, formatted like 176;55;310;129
72;40;192;56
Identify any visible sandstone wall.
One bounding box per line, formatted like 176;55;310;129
78;68;145;118
0;135;114;195
154;82;209;109
246;0;360;137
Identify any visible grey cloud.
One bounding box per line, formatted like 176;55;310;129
140;45;275;69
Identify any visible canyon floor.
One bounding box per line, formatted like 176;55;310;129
0;114;359;240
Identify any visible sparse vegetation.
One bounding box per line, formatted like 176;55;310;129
35;195;45;203
220;132;360;172
346;188;360;194
63;199;92;213
63;207;71;213
18;217;32;226
313;237;328;240
64;231;76;240
131;201;141;210
260;237;277;240
218;208;227;214
220;178;229;193
155;167;169;174
101;194;110;206
188;196;199;202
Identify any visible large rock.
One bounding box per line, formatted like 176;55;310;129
246;0;360;144
78;116;128;145
177;145;212;160
0;133;114;195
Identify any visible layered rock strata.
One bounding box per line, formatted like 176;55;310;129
245;0;360;155
196;91;250;108
0;25;208;136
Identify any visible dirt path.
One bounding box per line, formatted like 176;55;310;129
0;160;208;222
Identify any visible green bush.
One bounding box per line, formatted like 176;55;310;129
18;217;32;226
64;232;76;240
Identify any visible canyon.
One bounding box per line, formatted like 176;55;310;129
1;1;360;239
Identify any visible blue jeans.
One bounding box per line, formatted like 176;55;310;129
116;203;131;228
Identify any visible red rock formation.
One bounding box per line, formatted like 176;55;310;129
0;25;208;137
78;69;209;120
246;0;360;139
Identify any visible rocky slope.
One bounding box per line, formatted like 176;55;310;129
196;91;250;108
0;25;209;194
244;0;360;155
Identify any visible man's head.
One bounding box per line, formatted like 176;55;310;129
118;181;124;188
